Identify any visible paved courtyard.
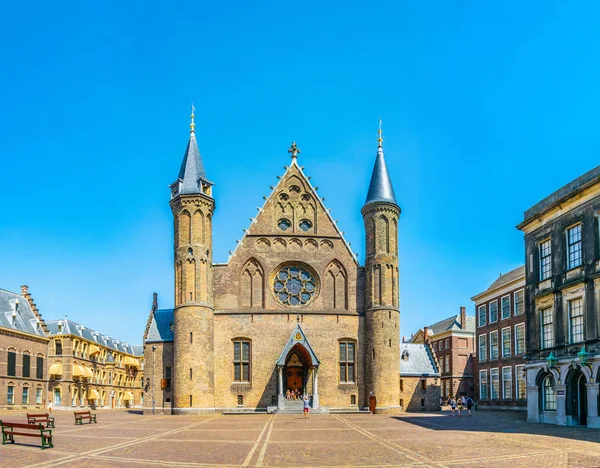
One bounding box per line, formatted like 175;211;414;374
0;409;599;467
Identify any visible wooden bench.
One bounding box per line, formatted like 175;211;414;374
74;410;97;425
0;420;53;449
27;412;55;428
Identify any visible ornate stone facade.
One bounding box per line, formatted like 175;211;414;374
143;116;403;414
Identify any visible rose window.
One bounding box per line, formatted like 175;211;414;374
273;265;317;306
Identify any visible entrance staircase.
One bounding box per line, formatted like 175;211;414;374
267;400;329;414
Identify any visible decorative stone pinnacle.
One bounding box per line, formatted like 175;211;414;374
288;141;301;159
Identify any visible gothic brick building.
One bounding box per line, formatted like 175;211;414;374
143;113;402;414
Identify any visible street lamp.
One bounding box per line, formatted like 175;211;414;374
577;346;590;366
152;345;157;415
546;352;558;369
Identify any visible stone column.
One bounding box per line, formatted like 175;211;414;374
277;366;285;409
526;386;540;423
555;385;567;426
312;367;319;409
586;383;599;429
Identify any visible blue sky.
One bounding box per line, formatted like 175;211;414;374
1;1;599;344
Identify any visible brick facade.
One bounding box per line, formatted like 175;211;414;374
144;132;406;414
472;267;526;410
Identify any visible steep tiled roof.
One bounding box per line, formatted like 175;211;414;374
422;314;476;337
46;319;142;356
0;288;47;338
400;343;439;377
145;309;174;343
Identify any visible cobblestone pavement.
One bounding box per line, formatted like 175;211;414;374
0;409;598;467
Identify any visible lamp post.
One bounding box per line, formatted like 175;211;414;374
577;346;590;366
152;345;157;415
546;352;558;369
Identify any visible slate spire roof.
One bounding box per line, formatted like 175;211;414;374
172;105;213;196
364;121;398;208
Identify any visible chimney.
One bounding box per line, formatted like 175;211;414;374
152;292;158;312
423;327;429;340
402;336;406;343
460;306;466;329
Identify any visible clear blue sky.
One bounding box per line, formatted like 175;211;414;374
1;1;599;344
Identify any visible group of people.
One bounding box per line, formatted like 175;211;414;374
446;395;474;416
285;389;303;400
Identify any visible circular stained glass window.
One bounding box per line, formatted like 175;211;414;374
273;265;317;307
278;218;291;231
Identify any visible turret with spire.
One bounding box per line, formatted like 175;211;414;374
362;119;401;412
170;105;214;198
170;105;216;414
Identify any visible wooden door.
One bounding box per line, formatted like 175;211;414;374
286;366;303;392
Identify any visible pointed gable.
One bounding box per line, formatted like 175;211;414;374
228;158;357;264
276;323;320;366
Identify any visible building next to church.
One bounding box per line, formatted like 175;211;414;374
399;343;441;411
517;166;600;429
1;285;143;411
46;319;144;410
471;266;526;410
0;286;49;410
409;307;476;400
144;112;403;414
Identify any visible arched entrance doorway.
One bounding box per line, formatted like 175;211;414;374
285;346;311;397
567;369;587;425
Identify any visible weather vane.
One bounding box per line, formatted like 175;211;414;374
377;117;383;148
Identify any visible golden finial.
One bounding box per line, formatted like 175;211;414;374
190;103;196;135
288;141;301;159
377;117;383;148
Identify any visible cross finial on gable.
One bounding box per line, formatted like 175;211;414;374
288;141;301;160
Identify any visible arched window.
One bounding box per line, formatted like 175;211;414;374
378;215;390;253
325;260;347;310
542;376;556;411
185;259;196;303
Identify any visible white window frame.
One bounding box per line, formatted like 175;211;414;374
501;327;511;357
515;365;526;400
478;304;486;327
489;330;499;360
479;370;488;400
490;368;500;400
501;295;511;320
539;238;552;280
478;334;487;361
439;340;444;351
566;223;583;270
540;308;554;350
568;297;584;344
514;323;525;355
489;300;498;324
502;366;512;400
444;355;450;373
514;289;524;316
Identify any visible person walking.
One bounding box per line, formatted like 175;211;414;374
449;397;456;416
466;396;474;416
303;396;310;419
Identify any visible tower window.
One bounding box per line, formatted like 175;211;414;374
339;341;356;383
190;332;193;344
190;368;193;380
389;339;392;347
277;218;291;231
237;395;244;406
190;395;193;407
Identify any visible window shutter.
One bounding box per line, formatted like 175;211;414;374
23;354;31;378
36;357;44;379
